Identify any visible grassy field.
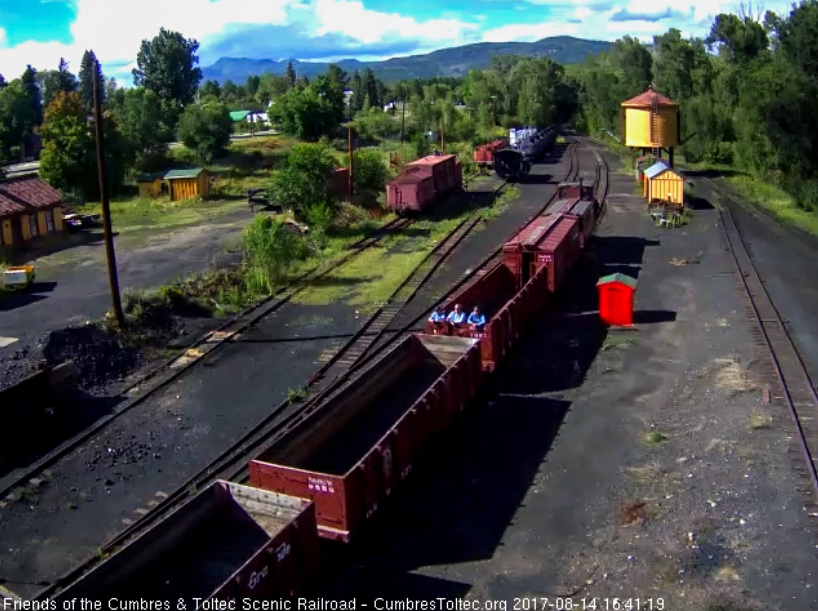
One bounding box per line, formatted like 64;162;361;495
293;177;514;314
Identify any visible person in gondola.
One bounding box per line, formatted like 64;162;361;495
428;307;445;323
447;303;466;326
467;306;486;332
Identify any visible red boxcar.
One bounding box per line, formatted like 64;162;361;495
503;213;583;292
54;481;320;603
387;167;436;213
425;261;551;371
454;159;463;188
249;334;482;542
473;145;491;164
565;199;596;248
406;154;458;197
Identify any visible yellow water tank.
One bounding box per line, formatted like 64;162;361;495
621;88;680;149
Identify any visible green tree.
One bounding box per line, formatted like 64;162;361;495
78;50;103;111
39;91;124;199
133;28;203;122
352;148;389;192
269;143;338;223
199;80;221;99
285;61;297;87
110;87;172;171
21;65;43;129
40;58;79;109
176;101;232;162
270;85;341;141
0;80;37;160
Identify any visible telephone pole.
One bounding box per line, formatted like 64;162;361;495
92;58;124;327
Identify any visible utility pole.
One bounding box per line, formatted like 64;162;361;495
92;59;124;327
348;103;354;199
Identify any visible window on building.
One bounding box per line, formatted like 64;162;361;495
29;214;38;237
46;210;54;232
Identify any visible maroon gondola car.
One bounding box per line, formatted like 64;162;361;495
249;334;482;542
406;154;458;197
53;481;321;604
503;213;583;292
425;261;551;371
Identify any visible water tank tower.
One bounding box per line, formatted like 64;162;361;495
621;87;680;167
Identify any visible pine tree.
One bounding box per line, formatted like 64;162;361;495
78;50;104;111
20;65;42;127
361;69;379;109
57;58;78;94
285;61;297;87
350;71;364;112
0;73;6;89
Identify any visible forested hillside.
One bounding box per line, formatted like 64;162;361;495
572;4;818;213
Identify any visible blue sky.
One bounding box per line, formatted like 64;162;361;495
0;0;796;84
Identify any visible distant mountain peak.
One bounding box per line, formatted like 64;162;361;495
201;36;612;84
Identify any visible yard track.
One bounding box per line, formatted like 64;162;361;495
0;216;414;502
33;141;588;599
716;187;818;508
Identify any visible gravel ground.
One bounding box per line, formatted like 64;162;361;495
0;210;247;388
689;175;818;386
315;144;818;610
0;148;577;599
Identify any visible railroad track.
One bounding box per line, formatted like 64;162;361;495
717;191;818;507
33;190;500;599
0;216;417;504
34;139;581;599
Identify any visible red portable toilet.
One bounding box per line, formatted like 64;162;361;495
597;273;637;326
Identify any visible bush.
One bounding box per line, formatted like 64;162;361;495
270;143;339;222
177;101;233;162
241;215;310;295
413;133;430;158
353;148;389;192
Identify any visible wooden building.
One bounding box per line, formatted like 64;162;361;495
136;173;163;198
0;175;64;247
621;87;680;167
164;168;211;202
643;161;684;206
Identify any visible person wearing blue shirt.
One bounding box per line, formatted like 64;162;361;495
467;306;486;330
428;307;445;323
447;303;465;325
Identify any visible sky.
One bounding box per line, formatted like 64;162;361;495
0;0;797;84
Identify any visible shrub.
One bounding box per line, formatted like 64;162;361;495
241;215;310;295
270;143;339;222
177;101;232;162
353;148;389;192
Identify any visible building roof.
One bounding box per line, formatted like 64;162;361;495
229;110;251;121
0;175;62;218
136;172;164;182
597;272;638;289
644;161;671;180
621;88;679;108
164;168;205;180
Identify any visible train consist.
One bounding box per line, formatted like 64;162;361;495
386;153;463;216
494;126;557;181
49;174;604;604
472;139;507;169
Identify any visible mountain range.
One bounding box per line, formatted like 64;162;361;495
201;36;613;84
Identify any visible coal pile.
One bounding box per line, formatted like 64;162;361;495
43;324;142;391
0;345;42;389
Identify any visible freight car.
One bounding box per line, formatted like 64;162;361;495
494;126;558;181
473;139;508;169
54;481;321;603
386;153;463;216
249;334;481;541
424;260;551;372
48;188;602;604
502;212;584;292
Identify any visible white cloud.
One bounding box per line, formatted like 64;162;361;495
0;27;6;47
312;0;478;44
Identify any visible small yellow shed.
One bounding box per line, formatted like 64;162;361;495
164;168;211;202
136;173;163;198
643;161;684;206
